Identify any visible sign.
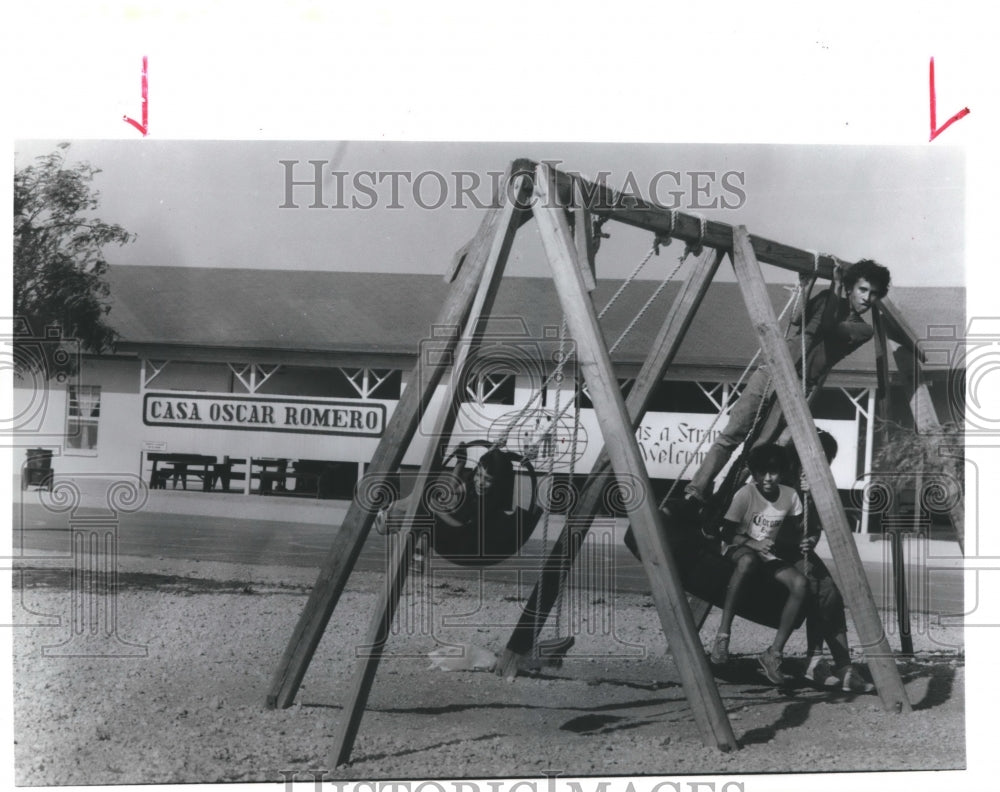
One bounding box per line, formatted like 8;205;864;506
141;440;168;452
633;412;859;487
142;392;386;437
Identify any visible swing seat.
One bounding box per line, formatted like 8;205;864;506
430;506;539;567
624;501;806;631
426;441;541;568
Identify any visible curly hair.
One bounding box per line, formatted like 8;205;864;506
844;259;891;298
747;443;789;475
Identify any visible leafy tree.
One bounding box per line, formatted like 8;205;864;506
873;422;963;490
14;143;134;377
872;420;964;545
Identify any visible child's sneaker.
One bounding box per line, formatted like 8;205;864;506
804;657;838;687
710;634;730;665
837;664;875;693
758;647;791;685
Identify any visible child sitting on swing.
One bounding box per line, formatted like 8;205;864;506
710;443;808;685
374;446;526;563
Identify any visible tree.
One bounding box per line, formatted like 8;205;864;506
14;143;135;378
872;420;964;547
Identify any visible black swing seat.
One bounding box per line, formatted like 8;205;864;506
429;506;540;568
624;500;806;631
426;441;541;569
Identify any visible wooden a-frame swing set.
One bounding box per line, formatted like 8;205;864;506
266;158;942;764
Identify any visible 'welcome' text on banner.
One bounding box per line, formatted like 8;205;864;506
142;392;386;437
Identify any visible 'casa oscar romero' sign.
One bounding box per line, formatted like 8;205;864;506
142;392;385;436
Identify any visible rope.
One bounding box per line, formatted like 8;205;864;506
799;259;819;573
609;251;689;356
498;233;665;455
683;214;707;259
598;243;657;320
659;284;805;507
536;241;693;434
527;231;679;652
554;362;581;638
534;317;569;656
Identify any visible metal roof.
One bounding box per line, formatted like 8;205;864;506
107;266;965;383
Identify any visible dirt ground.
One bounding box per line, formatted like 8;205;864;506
10;552;965;786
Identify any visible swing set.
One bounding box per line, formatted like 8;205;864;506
266;158;949;763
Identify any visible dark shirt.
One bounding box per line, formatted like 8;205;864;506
786;289;874;387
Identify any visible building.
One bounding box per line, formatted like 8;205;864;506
14;265;964;534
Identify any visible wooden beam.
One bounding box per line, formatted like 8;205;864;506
573;179;597;292
533;163;738;751
878;297;927;362
329;190;526;761
266;169;531;710
509;158;850;280
330;525;420;767
501;246;723;661
730;225;911;714
872;305;893;449
445;235;476;283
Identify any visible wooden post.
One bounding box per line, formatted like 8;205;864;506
500;247;723;663
330;525;420;767
730;225;911;714
533;163;738;751
873;304;915;654
871;305;893;450
266;169;530;710
328;181;528;761
573;179;598;292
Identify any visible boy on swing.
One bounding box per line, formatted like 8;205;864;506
684;259;891;506
711;443;807;685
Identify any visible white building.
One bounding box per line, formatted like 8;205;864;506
14;266;963;535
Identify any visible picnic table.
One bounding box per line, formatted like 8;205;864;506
251;458;333;497
148;453;218;491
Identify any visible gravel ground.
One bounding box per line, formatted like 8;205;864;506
11;553;965;786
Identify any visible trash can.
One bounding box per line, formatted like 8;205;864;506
22;448;54;492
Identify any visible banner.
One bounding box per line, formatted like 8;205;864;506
142;391;385;437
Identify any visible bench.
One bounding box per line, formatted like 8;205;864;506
148;453;218;491
250;458;336;498
211;457;247;492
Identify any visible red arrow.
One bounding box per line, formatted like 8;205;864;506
123;56;148;136
929;57;969;141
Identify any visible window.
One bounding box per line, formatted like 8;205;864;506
577;379;632;410
462;371;515;405
811;387;860;420
66;385;101;451
645;381;721;414
338;368;402;400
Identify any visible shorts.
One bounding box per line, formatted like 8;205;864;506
724;544;795;576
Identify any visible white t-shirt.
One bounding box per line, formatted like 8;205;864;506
723;482;803;561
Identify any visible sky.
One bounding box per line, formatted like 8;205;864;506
13;140;964;288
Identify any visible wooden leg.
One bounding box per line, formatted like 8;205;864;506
689;596;713;630
533;163;737;751
730;224;911;713
330;526;419;767
266;169;533;711
501;246;723;674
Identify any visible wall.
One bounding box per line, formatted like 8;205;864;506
13;356;867;500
